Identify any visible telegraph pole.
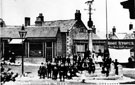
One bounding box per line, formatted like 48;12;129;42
105;0;108;48
0;0;2;18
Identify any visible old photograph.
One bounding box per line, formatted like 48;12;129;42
0;0;135;85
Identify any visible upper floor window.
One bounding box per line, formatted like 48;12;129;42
80;27;86;33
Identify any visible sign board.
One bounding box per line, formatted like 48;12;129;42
93;39;135;49
9;39;24;44
74;39;135;49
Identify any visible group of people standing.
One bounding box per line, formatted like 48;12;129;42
38;49;120;81
38;51;96;81
97;49;119;76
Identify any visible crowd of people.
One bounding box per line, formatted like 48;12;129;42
38;49;119;81
38;50;96;81
0;49;120;83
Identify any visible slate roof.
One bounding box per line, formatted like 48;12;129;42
0;26;59;38
73;33;100;40
43;19;77;32
123;29;135;39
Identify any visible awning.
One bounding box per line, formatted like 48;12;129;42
9;39;24;44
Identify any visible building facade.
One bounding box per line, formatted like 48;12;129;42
0;10;92;63
0;11;135;63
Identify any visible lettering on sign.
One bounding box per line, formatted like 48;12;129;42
118;41;134;45
93;40;135;49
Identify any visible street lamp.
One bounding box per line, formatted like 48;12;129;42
19;25;27;76
133;31;135;59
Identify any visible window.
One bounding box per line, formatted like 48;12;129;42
29;42;43;57
76;44;85;52
80;28;84;32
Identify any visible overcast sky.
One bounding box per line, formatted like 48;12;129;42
0;0;135;33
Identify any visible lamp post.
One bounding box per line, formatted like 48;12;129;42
19;25;27;76
133;31;135;60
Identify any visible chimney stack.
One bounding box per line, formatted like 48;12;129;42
35;13;44;26
75;10;81;21
38;13;44;22
25;17;30;26
0;18;6;27
112;26;116;35
129;23;133;30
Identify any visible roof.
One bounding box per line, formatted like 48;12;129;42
108;32;118;39
0;26;59;38
123;29;135;39
116;33;127;39
73;33;100;40
43;19;77;32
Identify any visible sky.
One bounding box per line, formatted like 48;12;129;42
0;0;135;33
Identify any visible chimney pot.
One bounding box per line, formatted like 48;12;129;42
75;10;81;20
112;26;116;35
38;13;44;22
129;23;133;30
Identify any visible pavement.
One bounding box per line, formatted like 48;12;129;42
3;75;135;85
2;62;135;85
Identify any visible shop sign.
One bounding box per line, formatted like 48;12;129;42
93;40;135;49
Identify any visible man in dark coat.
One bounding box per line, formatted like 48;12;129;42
114;59;119;75
105;57;112;77
59;63;65;81
67;57;71;66
38;62;47;79
52;63;59;80
47;61;52;78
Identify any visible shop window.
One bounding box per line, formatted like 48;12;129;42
29;42;43;57
4;44;22;57
76;44;85;52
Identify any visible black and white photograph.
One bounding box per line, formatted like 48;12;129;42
0;0;135;85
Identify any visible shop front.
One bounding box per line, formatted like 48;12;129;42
0;26;61;63
73;39;135;58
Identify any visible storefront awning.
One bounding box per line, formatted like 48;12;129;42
9;39;24;44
